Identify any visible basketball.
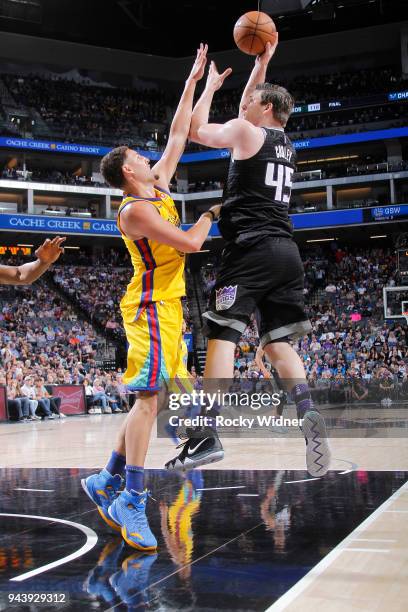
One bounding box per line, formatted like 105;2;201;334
233;11;277;56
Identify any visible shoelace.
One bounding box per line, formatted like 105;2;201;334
126;491;156;528
126;490;157;510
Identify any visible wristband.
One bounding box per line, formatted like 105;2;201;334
205;209;216;222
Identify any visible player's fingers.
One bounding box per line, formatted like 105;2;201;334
221;68;232;80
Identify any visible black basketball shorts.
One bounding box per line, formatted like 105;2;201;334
202;237;312;347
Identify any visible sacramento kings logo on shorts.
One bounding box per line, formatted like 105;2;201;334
215;285;237;311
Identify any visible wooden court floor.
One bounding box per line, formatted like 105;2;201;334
1;413;408;611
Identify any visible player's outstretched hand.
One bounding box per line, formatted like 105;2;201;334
35;236;66;264
256;35;279;67
189;43;208;82
205;61;232;92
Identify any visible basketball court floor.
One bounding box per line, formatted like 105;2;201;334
1;411;407;611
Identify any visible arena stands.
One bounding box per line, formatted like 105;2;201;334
1;64;406;150
1;73;173;146
0;276;128;418
51;262;193;342
210;65;405;116
201;246;408;403
1;242;407;421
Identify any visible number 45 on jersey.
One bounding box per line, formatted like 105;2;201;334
265;163;293;205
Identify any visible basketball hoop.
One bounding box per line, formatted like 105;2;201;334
402;301;408;325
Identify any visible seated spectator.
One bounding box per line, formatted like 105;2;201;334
33;378;55;419
92;377;111;414
351;376;369;402
38;377;66;418
83;377;100;414
20;376;41;420
2;376;29;421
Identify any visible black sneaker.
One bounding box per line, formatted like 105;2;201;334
302;411;331;477
165;429;224;471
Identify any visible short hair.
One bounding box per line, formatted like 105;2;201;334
255;83;294;127
100;145;129;189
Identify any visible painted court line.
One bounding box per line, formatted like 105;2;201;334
264;479;408;611
343;547;390;553
354;538;396;542
14;488;54;492
197;486;246;491
0;513;98;581
284;478;320;484
237;493;260;497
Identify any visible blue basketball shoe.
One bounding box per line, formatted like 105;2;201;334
108;489;157;551
110;551;158;608
85;539;124;604
81;468;123;531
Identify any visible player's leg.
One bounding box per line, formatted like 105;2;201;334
263;340;331;477
109;299;186;549
165;335;236;470
258;237;331;477
82;304;162;543
108;390;158;551
166;244;259;471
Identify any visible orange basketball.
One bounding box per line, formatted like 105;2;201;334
233;11;277;56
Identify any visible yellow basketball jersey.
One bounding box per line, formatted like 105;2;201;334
117;187;185;321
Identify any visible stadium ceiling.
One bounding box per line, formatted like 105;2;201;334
0;0;406;57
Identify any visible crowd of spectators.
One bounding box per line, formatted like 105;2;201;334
211;99;405;139
0;281;124;420
210;65;405;116
1;64;406;149
201;246;408;404
1;242;408;423
1;166;105;189
52;263;193;342
288;104;405;141
2;73;173;145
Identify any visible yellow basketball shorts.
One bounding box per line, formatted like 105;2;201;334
122;298;192;392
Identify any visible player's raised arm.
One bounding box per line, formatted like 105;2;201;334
189;61;255;150
238;38;278;119
0;236;65;285
120;201;221;254
152;43;208;189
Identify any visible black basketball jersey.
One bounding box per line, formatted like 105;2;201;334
218;127;296;245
